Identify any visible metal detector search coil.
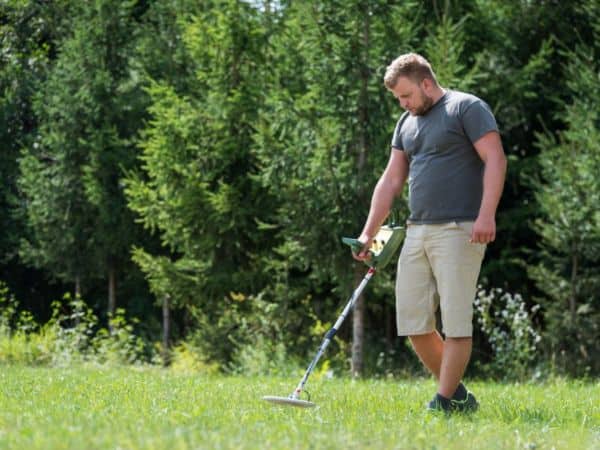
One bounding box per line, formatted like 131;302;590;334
262;224;405;408
262;395;316;408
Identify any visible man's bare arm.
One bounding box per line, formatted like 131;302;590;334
472;131;507;244
355;149;409;260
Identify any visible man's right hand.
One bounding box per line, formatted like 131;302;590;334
352;235;373;263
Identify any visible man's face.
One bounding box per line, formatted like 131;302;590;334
390;76;434;116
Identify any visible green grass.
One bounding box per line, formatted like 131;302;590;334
0;365;598;449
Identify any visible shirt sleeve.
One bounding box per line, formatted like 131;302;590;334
461;99;499;144
391;112;409;150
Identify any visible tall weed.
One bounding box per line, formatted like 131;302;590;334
0;282;149;366
474;286;542;380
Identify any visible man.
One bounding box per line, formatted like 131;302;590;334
353;53;506;412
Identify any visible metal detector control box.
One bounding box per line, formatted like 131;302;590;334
342;225;405;269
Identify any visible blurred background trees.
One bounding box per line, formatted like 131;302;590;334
1;0;599;377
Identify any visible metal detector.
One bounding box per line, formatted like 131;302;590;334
262;223;405;408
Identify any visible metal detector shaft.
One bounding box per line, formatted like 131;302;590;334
290;266;376;400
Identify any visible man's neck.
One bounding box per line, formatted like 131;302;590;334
431;86;446;104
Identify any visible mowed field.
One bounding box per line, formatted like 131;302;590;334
0;365;598;449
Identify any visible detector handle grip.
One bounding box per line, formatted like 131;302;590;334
341;237;367;256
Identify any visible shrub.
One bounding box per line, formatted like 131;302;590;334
474;287;542;380
166;342;220;374
0;282;151;367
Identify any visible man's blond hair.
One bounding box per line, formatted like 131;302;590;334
383;53;439;90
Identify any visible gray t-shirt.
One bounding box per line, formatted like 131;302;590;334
391;90;498;224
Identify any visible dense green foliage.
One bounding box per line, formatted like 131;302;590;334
1;0;599;378
529;13;600;376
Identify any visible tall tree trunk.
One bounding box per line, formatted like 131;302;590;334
351;265;366;377
75;276;81;298
385;302;395;352
74;275;82;326
108;264;116;317
569;250;578;324
351;2;370;378
162;294;171;366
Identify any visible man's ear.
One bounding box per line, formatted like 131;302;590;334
421;77;433;92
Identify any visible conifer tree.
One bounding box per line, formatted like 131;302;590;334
125;0;274;364
18;0;146;316
255;0;424;375
0;1;67;284
530;3;600;374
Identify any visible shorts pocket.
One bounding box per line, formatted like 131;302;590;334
453;221;486;259
454;221;474;235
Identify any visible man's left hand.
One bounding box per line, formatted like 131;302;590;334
471;215;496;244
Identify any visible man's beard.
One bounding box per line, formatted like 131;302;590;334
411;90;434;116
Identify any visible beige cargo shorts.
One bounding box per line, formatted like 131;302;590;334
395;221;486;338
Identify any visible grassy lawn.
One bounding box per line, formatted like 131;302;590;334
0;365;598;449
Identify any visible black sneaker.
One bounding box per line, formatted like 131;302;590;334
450;391;479;413
427;391;479;414
427;393;452;412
